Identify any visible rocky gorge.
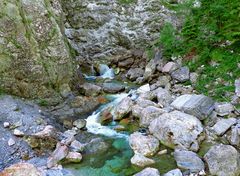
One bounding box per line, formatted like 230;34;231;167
0;0;240;176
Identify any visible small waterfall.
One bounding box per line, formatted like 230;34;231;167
83;64;115;80
99;64;115;79
86;93;129;139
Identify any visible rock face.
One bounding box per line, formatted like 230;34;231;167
0;0;74;98
204;144;240;176
0;163;42;176
171;94;214;120
174;149;204;172
62;0;180;60
129;132;159;156
149;111;204;151
134;167;160;176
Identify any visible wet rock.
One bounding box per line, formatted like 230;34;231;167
114;97;133;120
154;88;172;107
1;163;42;176
235;79;240;97
113;125;126;131
8;138;16;146
70;140;85;152
47;143;69;168
73;119;86;129
99;108;113;124
164;169;183;176
13;129;24;137
78;83;102;96
134;167;160;176
84;138;109;154
131;153;155;167
171;66;190;82
162;62;178;73
174;149;204;172
140;106;166;127
214;102;234;116
211;118;237;136
65;152;82;163
126;68;145;81
149;111;204;151
102;83;125;94
204;144;240;176
171;94;214;120
129;132;159;156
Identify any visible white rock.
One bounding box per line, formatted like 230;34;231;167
65;152;82;163
149;110;204;151
171;94;214;120
204;144;240;176
129;132;159;156
137;84;151;94
131;153;155;167
214;102;234;116
3;122;10;128
211;118;237;136
134;167;160;176
13;129;24;137
164;169;183;176
8;138;16;146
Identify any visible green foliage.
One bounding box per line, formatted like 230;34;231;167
118;0;137;4
155;0;240;100
37;99;49;106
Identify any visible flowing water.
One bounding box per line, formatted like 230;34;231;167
65;66;177;175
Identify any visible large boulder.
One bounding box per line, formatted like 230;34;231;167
139;106;166;127
204;144;240;176
174;149;204;173
149;111;204;151
113;97;133;120
134;167;160;176
129;132;159;156
171;94;214;120
0;0;74;99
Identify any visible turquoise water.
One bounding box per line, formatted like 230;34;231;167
65;87;177;175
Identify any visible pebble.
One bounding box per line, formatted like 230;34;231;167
13;129;25;137
8;138;16;146
3;122;10;128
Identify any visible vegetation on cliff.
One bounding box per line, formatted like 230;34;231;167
153;0;240;101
